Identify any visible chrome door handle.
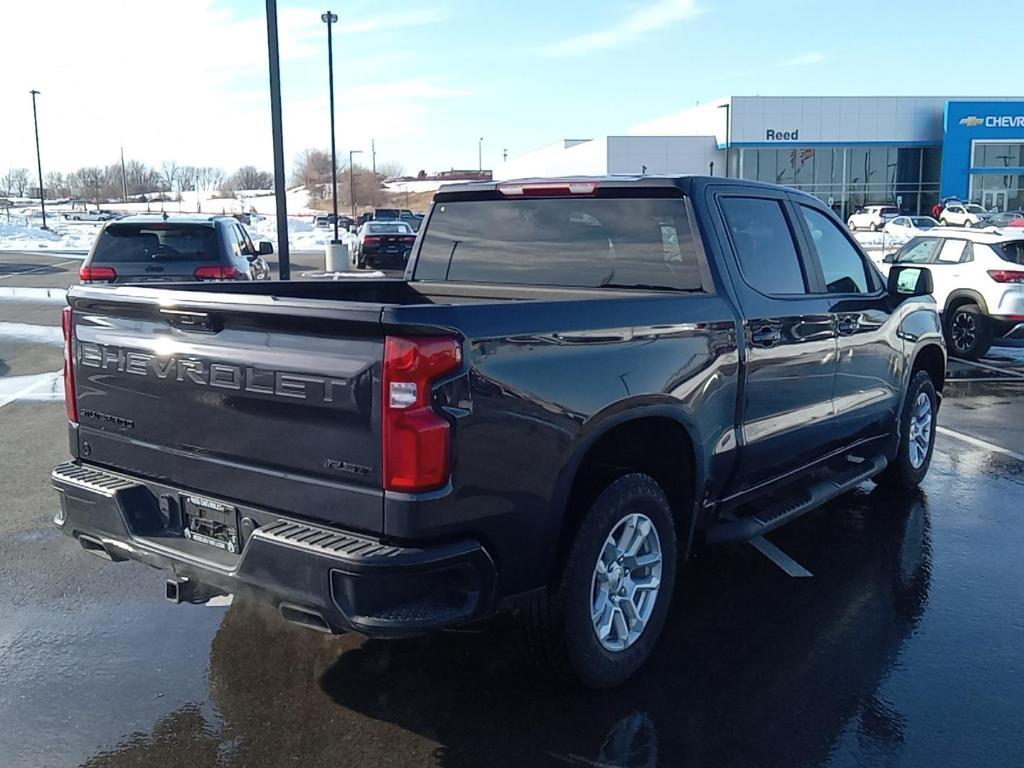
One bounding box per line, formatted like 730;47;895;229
751;326;782;347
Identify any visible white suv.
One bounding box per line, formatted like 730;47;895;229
847;205;900;231
939;203;990;228
884;229;1024;358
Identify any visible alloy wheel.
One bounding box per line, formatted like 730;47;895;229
950;311;977;354
590;513;663;652
907;391;933;469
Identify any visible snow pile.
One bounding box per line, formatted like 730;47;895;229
853;231;909;251
247;215;358;252
0;221;96;252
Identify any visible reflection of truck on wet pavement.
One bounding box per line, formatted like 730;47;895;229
52;175;945;687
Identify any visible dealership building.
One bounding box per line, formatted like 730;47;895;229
494;97;1024;218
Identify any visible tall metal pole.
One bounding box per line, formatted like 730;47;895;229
29;90;47;230
718;102;731;179
478;137;483;173
371;139;376;176
120;146;128;203
349;149;363;223
266;0;291;279
322;11;339;243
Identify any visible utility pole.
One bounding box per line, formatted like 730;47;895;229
371;139;376;176
503;148;508;162
120;146;128;204
321;10;340;243
266;0;291;279
478;137;483;174
29;90;47;229
349;149;363;223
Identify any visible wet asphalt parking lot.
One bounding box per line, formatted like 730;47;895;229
1;251;1022;768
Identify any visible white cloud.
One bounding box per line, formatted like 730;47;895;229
339;7;447;35
544;0;703;57
783;52;824;67
0;1;450;176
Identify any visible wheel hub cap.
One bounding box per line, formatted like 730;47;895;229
590;513;663;653
908;391;933;469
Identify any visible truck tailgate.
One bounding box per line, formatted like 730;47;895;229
67;286;386;534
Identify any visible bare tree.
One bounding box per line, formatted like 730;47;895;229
161;160;180;195
72;167;105;205
377;160;404;180
225;166;273;191
178;165;197;192
291;148;335;187
10;168;30;196
45;171;67;198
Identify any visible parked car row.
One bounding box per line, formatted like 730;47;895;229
882;228;1024;359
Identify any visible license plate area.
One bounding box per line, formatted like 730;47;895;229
181;494;239;553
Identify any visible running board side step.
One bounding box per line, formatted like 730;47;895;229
706;454;888;545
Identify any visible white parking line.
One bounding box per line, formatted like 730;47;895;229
949;356;1024;381
0;322;64;345
0;371;63;410
0;259;78;281
937;426;1024;463
750;536;813;578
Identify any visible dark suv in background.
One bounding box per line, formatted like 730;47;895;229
79;215;273;284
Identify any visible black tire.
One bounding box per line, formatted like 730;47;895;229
870;222;879;231
939;218;948;226
876;370;938;490
524;473;677;689
944;303;992;360
848;220;856;231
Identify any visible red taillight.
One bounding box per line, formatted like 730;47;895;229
79;265;116;282
497;181;599;197
61;306;78;424
363;236;382;245
194;265;242;280
382;336;462;492
987;270;1024;283
403;236;416;244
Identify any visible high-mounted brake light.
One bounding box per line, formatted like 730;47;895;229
382;336;462;492
987;269;1024;283
61;306;78;424
79;265;117;283
194;265;242;280
497;181;599;197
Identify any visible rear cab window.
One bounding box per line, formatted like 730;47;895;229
719;196;807;295
413;195;703;291
91;223;220;263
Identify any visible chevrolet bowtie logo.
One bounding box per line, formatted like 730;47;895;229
959;116;984;127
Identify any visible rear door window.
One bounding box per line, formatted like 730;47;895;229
414;196;703;291
92;224;219;262
799;205;871;294
720;196;807;295
994;240;1024;265
936;239;968;263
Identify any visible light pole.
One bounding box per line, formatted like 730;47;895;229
266;0;291;278
717;102;731;179
478;137;483;174
321;10;341;243
349;149;363;223
29;90;47;229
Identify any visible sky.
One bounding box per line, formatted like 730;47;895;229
1;0;1021;181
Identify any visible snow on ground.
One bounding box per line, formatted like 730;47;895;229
0;220;98;252
852;230;910;252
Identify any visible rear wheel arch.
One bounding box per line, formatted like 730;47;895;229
548;410;702;586
910;343;945;395
944;290;989;317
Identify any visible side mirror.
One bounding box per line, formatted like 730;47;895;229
887;265;933;298
257;240;274;256
882;253;896;264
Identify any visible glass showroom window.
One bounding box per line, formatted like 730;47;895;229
972;142;1024;168
970;173;1024;211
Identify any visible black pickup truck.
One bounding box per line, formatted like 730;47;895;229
52;176;945;687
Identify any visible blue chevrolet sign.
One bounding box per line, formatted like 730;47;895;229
942;100;1024;201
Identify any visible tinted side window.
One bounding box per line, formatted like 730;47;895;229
800;206;870;294
720;197;806;295
897;238;938;264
